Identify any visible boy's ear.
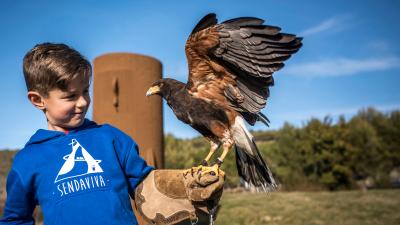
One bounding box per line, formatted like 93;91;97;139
27;91;46;110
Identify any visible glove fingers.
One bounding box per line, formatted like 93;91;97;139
200;175;224;199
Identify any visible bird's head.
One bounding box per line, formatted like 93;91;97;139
146;78;184;99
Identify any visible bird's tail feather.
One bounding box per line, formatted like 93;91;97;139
257;112;270;127
231;116;277;192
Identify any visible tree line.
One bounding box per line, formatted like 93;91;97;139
1;107;398;191
165;107;400;191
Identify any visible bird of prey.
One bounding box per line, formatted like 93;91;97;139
146;13;302;191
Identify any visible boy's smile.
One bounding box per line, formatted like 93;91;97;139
42;78;90;132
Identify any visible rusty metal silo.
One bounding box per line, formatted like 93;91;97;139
92;53;164;169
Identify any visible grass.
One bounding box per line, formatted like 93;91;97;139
1;189;399;225
216;189;400;225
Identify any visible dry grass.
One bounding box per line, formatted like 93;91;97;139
1;150;399;225
1;189;399;224
216;189;400;225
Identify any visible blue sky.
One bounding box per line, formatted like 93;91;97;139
1;0;399;149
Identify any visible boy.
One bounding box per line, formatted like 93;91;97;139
0;43;153;225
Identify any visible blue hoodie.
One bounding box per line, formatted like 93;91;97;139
0;119;153;225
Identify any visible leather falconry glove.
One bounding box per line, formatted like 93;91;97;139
134;168;225;225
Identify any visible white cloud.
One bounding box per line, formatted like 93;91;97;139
299;14;352;37
367;40;391;53
282;56;400;77
251;103;400;131
278;104;400;121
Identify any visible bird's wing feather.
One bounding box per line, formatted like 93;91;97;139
185;14;302;125
190;13;218;35
215;18;302;77
185;14;222;87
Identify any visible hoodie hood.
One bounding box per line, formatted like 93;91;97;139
26;119;98;146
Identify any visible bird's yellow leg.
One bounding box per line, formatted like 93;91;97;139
202;141;220;165
188;140;220;175
216;140;233;165
198;139;233;177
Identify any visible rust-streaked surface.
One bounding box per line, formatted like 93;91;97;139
93;53;164;169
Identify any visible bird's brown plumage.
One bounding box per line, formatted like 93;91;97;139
185;13;302;126
147;13;302;191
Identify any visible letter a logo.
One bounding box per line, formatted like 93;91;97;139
54;139;103;183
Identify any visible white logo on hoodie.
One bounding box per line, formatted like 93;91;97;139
54;139;103;183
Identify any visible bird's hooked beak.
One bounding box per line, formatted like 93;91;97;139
146;85;161;96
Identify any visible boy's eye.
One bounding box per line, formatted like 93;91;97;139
64;94;76;99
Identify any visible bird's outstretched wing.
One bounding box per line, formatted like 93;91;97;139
185;13;302;125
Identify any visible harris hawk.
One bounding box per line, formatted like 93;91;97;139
146;13;302;191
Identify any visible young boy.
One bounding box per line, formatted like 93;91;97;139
0;43;153;225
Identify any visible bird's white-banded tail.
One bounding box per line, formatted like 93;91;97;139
231;116;277;192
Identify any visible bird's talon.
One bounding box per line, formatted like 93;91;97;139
189;165;205;175
191;167;195;176
197;164;220;177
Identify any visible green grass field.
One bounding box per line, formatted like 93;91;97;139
216;189;400;225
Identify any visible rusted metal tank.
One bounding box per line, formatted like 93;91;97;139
93;53;164;169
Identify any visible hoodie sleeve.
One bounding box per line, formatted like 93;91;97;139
109;126;154;196
0;169;36;225
124;141;154;196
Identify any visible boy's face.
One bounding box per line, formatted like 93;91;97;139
41;78;90;132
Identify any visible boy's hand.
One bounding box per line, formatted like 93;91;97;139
134;169;225;225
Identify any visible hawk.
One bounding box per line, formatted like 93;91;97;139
146;13;302;191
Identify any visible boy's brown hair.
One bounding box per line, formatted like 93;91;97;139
23;43;92;96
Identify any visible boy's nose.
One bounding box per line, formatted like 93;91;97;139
76;95;90;108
